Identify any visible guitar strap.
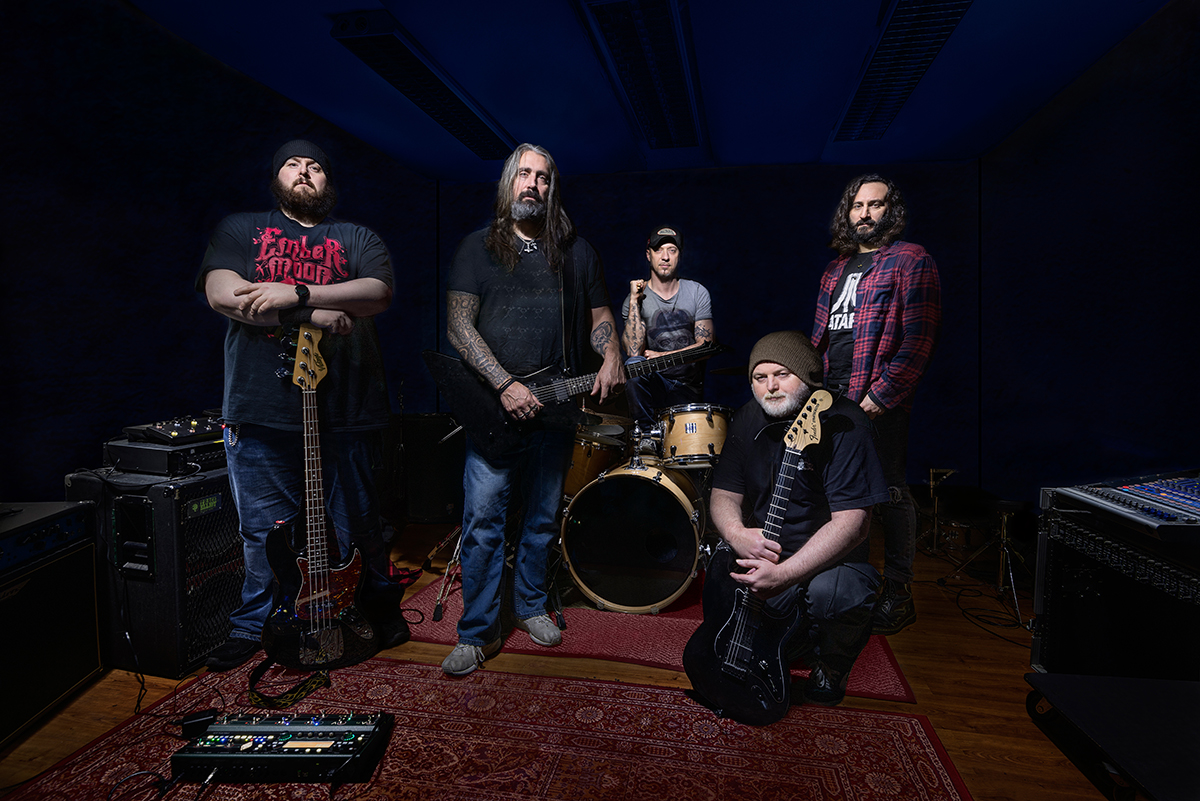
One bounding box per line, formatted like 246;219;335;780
559;240;579;375
246;657;331;709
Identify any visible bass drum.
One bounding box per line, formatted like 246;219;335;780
560;457;703;614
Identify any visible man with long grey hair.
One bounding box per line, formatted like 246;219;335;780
440;143;624;676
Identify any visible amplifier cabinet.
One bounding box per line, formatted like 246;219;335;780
64;467;244;678
0;502;101;749
1034;487;1200;680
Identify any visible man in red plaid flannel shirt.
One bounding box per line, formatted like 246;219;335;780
811;175;941;635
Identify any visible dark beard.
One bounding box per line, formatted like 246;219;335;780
272;176;338;224
512;196;546;221
850;207;896;247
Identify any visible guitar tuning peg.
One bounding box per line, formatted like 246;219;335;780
275;367;291;379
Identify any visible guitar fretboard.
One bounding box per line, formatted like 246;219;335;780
531;345;717;405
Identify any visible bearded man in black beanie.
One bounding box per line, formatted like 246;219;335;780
196;139;407;671
700;330;889;707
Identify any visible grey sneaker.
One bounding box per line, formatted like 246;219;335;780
515;614;562;646
441;638;501;676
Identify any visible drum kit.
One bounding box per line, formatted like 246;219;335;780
559;402;733;615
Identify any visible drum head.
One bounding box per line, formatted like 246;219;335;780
561;468;698;614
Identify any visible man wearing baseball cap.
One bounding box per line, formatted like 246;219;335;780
698;330;889;707
620;226;715;431
196;139;407;671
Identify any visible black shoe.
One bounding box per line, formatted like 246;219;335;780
872;579;916;635
377;613;411;650
205;636;260;672
803;662;849;707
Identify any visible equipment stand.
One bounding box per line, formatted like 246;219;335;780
944;500;1032;628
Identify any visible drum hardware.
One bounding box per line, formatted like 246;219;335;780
939;499;1033;629
921;467;958;554
421;526;464;622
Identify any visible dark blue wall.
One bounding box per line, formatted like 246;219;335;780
3;0;1195;511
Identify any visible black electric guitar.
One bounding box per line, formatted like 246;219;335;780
262;325;378;670
682;390;833;725
423;342;726;461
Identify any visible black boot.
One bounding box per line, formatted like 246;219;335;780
803;662;849;707
872;579;916;635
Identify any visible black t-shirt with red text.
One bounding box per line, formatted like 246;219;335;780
195;210;392;432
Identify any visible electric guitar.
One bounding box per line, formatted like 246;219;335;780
262;324;378;670
423;342;726;460
682;390;833;725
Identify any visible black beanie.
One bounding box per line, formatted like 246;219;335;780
747;330;824;388
272;140;332;179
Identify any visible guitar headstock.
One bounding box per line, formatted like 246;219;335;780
784;390;832;452
291;323;328;391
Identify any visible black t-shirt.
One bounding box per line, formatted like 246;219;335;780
195;210;393;431
711;395;889;560
824;252;873;392
448;229;611;377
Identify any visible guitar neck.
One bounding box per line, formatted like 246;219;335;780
301;386;328;569
760;448;804;544
530;344;719;404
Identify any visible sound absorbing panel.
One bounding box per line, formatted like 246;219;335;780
65;467;244;679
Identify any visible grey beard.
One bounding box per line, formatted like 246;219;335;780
757;386;813;419
512;198;546;221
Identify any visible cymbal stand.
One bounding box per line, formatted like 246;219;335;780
422;526;463;622
922;467;957;555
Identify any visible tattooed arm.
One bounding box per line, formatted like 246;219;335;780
589;305;626;402
642;318;716;359
446;289;543;418
622;279;648;357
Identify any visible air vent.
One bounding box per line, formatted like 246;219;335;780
834;0;974;142
330;10;515;160
577;0;705;150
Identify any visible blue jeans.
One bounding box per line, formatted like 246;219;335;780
223;422;390;641
457;430;572;646
873;407;917;584
624;355;703;430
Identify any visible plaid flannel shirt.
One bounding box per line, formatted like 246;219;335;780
811;241;941;413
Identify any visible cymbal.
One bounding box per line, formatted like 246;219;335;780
576;430;624;447
581;411;633;426
579;424;626;437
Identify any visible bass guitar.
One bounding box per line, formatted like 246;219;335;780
682;390;833;725
262;324;378;670
423;342;726;461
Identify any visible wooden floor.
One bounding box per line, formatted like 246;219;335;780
0;520;1102;800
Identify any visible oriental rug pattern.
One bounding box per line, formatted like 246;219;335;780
9;659;968;801
405;578;915;703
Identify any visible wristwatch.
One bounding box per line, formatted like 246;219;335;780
294;283;310;306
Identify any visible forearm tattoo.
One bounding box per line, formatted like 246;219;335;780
591;319;617;357
622;310;646;356
447;290;509;388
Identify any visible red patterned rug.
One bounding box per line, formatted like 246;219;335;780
405;577;915;703
7;659;969;801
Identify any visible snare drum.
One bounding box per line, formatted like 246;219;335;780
658;403;733;468
561;457;702;614
563;434;623;498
